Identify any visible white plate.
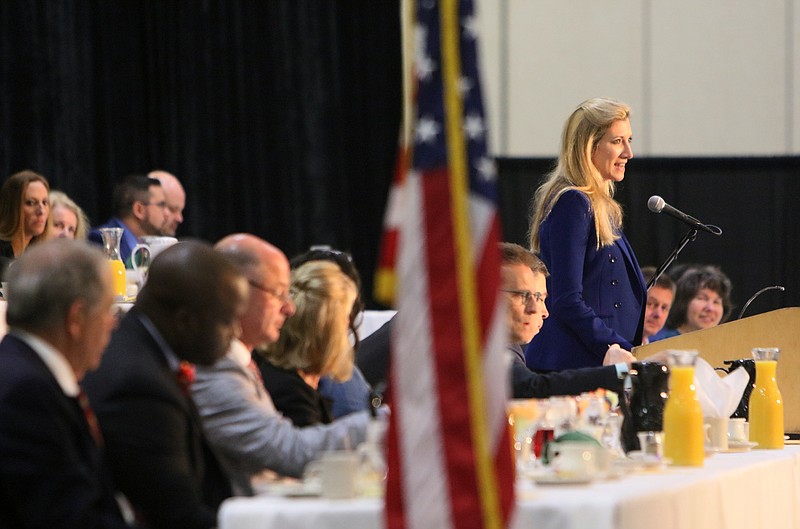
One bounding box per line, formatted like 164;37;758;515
254;480;322;497
726;441;758;452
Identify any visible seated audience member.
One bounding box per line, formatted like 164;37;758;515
640;266;676;344
291;247;371;418
258;261;358;427
353;244;637;399
650;265;733;342
500;243;635;398
149;170;185;237
82;242;248;529
192;234;371;494
0;170;51;259
49;190;90;240
88;174;167;266
0;240;136;529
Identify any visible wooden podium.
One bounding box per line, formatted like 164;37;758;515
634;307;800;433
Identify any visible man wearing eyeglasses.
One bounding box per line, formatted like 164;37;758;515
501;243;636;398
190;234;374;494
88;174;168;266
149;170;185;237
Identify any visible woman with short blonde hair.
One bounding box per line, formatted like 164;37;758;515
49;190;90;240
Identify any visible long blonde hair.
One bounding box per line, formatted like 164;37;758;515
529;98;630;252
263;261;357;381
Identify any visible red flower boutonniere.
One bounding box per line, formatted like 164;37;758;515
176;361;196;396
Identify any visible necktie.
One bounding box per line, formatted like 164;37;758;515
77;390;104;447
176;361;196;397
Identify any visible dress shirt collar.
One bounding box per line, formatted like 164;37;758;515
227;337;252;368
11;329;79;397
136;312;181;372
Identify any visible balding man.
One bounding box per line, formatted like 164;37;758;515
149;170;185;237
0;240;135;528
191;234;372;494
83;241;249;529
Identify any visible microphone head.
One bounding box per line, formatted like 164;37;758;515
647;195;665;213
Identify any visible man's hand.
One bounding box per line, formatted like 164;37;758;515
603;344;636;367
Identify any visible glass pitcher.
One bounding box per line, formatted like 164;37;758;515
99;228;127;298
662;350;704;466
748;347;784;449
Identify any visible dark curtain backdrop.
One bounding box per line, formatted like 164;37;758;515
1;2;798;316
0;1;402;304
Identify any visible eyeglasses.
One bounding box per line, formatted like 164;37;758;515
248;280;294;305
501;289;545;306
144;201;169;210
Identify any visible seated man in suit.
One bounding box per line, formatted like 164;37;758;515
0;239;136;528
88;174;168;266
501;242;636;397
191;234;373;494
82;241;249;529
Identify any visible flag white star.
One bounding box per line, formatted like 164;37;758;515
462;16;479;40
458;76;473;96
475;157;496;182
463;114;485;140
415;117;441;144
414;25;436;81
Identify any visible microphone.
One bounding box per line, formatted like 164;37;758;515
737;285;785;320
647;195;722;236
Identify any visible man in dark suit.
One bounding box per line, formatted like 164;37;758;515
0;240;136;529
82;241;249;529
355;244;637;399
500;243;635;398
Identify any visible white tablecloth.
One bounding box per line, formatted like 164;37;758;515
219;446;800;529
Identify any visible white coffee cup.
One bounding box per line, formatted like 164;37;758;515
704;416;729;451
305;451;360;499
728;418;749;444
546;441;597;479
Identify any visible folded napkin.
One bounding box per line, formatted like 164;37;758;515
694;357;750;418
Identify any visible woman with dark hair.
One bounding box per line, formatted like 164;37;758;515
650;265;733;341
0;170;51;258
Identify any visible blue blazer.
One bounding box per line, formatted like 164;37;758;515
526;190;646;370
0;334;132;529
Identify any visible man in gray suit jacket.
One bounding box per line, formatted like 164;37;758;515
192;234;372;495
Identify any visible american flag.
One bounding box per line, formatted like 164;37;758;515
381;1;514;528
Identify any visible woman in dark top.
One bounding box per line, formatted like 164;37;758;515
258;260;358;427
0;170;52;259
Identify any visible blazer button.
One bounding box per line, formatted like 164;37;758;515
611;279;619;286
609;255;617;263
614;302;622;309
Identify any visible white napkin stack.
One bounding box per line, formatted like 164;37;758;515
693;357;750;418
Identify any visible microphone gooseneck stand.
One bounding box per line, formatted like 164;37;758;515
737;285;786;320
646;228;698;289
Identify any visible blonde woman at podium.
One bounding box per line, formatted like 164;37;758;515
526;98;647;371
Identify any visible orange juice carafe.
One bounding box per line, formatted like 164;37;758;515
663;350;705;466
748;347;784;449
99;227;127;298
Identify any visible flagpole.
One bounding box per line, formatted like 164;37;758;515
439;1;502;528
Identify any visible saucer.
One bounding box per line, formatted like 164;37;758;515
627;451;670;469
726;440;758;452
255;480;322;497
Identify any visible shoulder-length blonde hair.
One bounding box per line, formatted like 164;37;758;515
529;98;630;252
263;261;357;381
49;190;90;240
0;170;52;251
